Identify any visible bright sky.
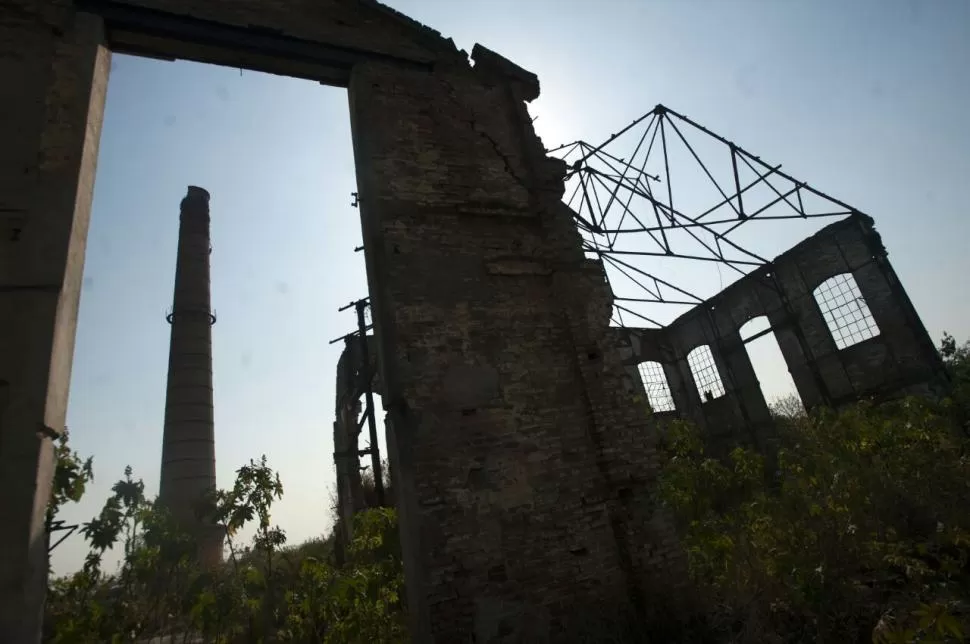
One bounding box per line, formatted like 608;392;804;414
54;0;970;574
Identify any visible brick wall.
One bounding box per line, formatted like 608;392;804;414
616;214;945;456
348;48;686;640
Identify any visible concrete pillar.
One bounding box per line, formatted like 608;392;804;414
663;359;695;417
158;187;221;566
0;7;109;641
768;309;830;410
720;330;772;426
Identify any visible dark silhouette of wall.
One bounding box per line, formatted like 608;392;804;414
614;214;946;454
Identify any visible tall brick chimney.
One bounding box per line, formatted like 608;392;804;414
159;186;222;566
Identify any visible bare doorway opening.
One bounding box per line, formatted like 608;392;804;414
58;54;362;576
739;317;805;418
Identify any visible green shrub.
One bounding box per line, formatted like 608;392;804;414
44;454;407;643
658;396;970;643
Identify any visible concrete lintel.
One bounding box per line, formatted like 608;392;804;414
77;0;435;87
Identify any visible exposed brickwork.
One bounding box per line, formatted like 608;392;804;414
348;51;686;640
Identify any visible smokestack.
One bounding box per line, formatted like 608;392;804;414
159;186;221;566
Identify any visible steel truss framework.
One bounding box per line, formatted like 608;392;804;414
549;104;866;328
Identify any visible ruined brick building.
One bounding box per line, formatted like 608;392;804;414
0;0;945;642
609;213;946;454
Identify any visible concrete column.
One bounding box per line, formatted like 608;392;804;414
158;187;221;566
0;7;109;641
663;360;695;417
720;331;772;426
768;310;830;410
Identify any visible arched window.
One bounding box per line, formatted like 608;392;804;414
687;345;725;401
813;273;880;350
636;361;676;412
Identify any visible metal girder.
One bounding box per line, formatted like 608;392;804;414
552;104;865;328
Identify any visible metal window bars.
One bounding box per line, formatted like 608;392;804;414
813;273;880;350
637;361;676;412
687;345;726;401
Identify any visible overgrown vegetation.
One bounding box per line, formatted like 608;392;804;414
657;334;970;643
46;335;970;642
44;455;406;643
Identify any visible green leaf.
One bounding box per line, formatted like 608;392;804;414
938;614;964;640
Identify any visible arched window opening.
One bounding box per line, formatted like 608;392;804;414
740;316;805;417
813;273;880;350
687;345;725;402
637;361;676;412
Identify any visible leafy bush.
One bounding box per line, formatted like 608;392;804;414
47;336;970;643
658;377;970;641
44;455;406;643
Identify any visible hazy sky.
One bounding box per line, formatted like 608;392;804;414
54;0;970;574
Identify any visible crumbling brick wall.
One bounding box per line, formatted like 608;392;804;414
348;48;687;640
